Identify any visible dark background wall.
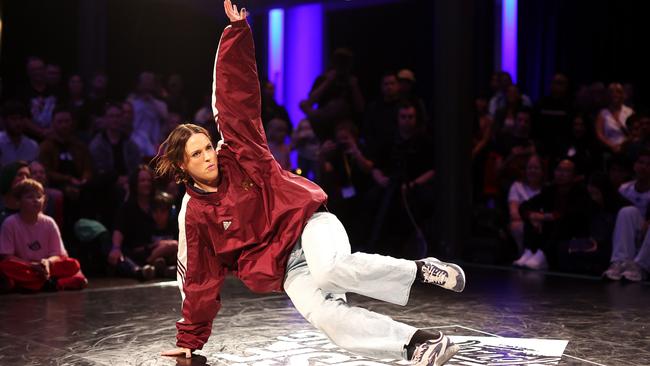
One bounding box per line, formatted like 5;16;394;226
519;0;650;104
1;0;649;114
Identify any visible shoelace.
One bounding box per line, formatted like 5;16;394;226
423;263;448;285
411;343;428;362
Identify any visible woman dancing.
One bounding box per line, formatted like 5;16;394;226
159;2;465;365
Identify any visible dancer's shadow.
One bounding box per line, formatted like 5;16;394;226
175;355;209;366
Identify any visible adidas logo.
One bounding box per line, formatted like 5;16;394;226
223;221;232;230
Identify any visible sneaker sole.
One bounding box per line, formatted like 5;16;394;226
428;258;466;292
434;343;460;366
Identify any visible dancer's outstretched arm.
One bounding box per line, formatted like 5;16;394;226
213;0;269;160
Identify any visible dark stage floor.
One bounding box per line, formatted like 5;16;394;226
0;265;647;366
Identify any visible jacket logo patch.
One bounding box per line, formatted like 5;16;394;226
223;221;232;230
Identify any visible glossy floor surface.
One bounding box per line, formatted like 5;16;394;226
0;265;647;366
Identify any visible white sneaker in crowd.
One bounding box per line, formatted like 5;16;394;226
523;250;548;270
602;261;626;281
513;249;534;267
621;261;647;282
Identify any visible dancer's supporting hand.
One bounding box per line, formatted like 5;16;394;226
161;347;192;358
224;0;247;22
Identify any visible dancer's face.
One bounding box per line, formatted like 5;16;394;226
181;133;219;189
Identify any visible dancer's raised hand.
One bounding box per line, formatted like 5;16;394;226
224;0;247;22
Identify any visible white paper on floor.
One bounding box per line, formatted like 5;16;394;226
210;330;569;366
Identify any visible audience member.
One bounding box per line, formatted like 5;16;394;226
533;73;572;149
163;74;190;119
362;71;402;152
320;121;373;249
19;57;57;140
107;165;164;280
301;48;364;140
129;71;169;157
397;69;430;128
595;82;634;154
38;107;93;234
0;100;39;166
0;179;87;292
63;74;92;141
510;154;544;263
45;64;63;97
602;150;650;281
366;101;435;257
518;159;593;270
88;103;142;225
488;71;532;117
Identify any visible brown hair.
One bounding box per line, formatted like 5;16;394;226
152;123;213;184
12;178;45;200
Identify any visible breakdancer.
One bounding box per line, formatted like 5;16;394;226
159;2;464;365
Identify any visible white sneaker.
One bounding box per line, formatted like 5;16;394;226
513;249;534;267
410;334;460;366
602;261;626;281
523;250;548;270
621;262;647;282
418;257;466;292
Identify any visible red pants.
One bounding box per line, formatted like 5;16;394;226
0;257;87;291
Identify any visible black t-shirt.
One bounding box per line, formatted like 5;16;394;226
56;142;80;178
113;200;155;252
369;133;435;183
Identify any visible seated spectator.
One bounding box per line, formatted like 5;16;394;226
621;113;650;162
29;160;64;228
554;113;599;176
38;107;93;234
518;159;593;270
607;154;632;190
19;57;57;140
494;84;530;136
534;73;572;151
510;154;544;264
63;74;92;142
561;172;630;274
0;179;87;292
88;102;142;225
107;165;167;280
0;100;39;166
603;150;650;282
595;82;634;154
129;71;169;157
86;71;109;120
149;191;179;278
45;64;63;97
266;118;291;170
495;107;537;187
162;74;190;119
291;119;320;181
488;71;532;117
0;161;31;225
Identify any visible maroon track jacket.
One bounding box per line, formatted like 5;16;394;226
175;19;327;350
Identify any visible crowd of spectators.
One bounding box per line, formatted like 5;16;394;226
0;49;648;293
474;71;649;281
